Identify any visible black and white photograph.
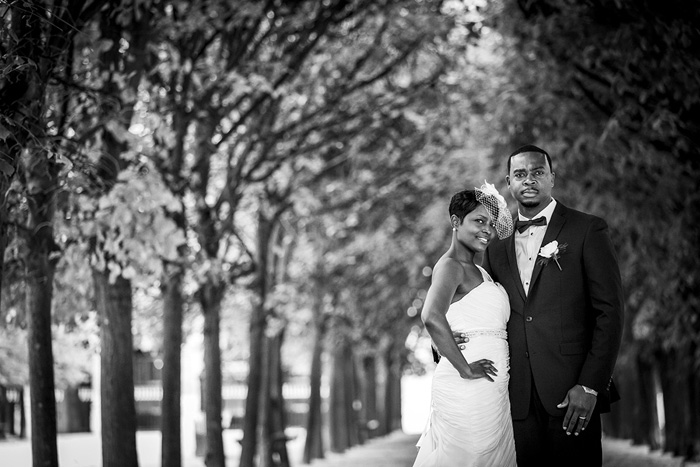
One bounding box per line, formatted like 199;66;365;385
0;1;698;466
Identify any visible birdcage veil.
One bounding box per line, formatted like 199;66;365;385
475;181;514;240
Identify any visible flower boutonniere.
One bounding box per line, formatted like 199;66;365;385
538;240;567;270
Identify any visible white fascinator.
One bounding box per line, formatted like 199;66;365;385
474;181;514;240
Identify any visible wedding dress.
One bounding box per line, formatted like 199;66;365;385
413;266;517;467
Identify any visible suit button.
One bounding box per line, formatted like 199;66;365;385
525;351;529;358
525;316;533;322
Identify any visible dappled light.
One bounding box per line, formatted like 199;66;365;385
0;1;698;466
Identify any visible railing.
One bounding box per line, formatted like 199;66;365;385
4;383;327;405
5;388;20;403
1;383;327;432
222;383;329;400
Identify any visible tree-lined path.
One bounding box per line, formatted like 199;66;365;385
306;432;698;467
306;432;700;467
1;1;698;467
1;430;698;467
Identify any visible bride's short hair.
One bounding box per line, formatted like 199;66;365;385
448;190;479;224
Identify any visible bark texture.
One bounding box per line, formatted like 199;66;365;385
161;267;184;467
201;282;226;467
94;271;139;467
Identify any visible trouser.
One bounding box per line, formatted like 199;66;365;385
512;378;602;467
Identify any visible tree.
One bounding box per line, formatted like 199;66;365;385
249;186;294;467
0;2;110;465
137;5;196;465
80;4;159;466
301;247;331;463
44;4;187;466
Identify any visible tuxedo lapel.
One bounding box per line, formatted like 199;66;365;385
527;203;567;296
506;231;527;302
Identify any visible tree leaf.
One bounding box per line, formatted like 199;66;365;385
0;158;14;176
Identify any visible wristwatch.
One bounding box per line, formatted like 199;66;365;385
580;385;598;396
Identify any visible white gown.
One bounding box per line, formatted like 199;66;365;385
413;266;517;467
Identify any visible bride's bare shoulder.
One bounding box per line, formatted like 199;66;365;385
433;255;464;274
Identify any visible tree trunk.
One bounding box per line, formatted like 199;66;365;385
329;341;359;453
638;356;662;449
9;2;61;465
256;335;272;467
161;267;184;467
26;301;58;465
690;349;700;461
241;212;275;467
0;385;6;439
329;343;348;453
240;299;265;466
374;341;389;437
382;344;402;434
253;330;292;467
94;270;139;467
267;332;290;467
63;386;88;433
351;352;367;446
200;282;226;467
660;348;694;458
25;161;59;467
19;386;26;439
6;386;18;437
605;352;652;443
303;302;326;463
90;6;152;464
345;344;361;447
387;346;403;432
158;65;190;467
361;355;378;439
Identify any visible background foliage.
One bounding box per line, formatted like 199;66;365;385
0;0;698;463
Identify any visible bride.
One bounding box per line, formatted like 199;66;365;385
413;183;517;467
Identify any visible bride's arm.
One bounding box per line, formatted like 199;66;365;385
421;259;496;382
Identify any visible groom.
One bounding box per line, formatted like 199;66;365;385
479;145;624;467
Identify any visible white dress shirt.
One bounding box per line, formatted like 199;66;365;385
515;199;557;295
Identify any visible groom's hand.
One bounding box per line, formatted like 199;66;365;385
557;385;597;436
453;331;469;349
432;332;469;362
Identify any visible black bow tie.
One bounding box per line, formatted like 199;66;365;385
516;216;547;233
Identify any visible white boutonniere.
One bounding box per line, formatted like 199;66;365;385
538;240;567;270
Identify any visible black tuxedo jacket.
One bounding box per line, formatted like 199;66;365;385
482;202;624;419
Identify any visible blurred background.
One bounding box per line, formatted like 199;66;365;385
0;0;698;466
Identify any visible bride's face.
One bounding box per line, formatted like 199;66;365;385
457;204;495;252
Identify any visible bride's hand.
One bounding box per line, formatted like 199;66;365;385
460;359;497;382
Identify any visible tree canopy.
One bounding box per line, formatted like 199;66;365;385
0;0;698;463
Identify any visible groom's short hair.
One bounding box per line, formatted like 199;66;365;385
507;144;553;174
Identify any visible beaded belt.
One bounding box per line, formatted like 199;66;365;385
458;329;508;340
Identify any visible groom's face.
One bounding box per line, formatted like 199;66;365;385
506;152;555;210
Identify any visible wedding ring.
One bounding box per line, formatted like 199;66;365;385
578;416;586;420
